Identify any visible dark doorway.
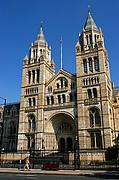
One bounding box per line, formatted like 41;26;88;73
67;137;72;151
60;138;65;152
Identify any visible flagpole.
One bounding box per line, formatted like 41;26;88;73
60;37;62;69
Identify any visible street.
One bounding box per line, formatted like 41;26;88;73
0;173;117;180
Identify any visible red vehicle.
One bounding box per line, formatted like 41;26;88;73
42;162;59;170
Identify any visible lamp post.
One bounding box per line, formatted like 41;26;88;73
74;135;80;170
20;147;22;164
0;97;6;164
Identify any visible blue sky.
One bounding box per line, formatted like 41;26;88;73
0;0;119;104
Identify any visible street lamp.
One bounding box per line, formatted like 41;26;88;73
0;97;6;161
20;147;22;163
0;97;6;107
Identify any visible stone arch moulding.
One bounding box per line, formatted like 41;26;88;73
45;111;77;134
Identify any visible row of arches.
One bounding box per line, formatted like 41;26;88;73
46;93;76;105
83;76;99;86
83;56;99;73
28;69;40;84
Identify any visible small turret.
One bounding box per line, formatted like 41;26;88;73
23;55;29;65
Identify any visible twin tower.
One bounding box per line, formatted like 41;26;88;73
17;9;116;161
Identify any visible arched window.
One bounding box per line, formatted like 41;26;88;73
93;88;98;98
36;69;40;83
90;131;102;149
62;94;66;103
29;98;32;107
9;121;16;135
9;139;15;151
94;34;97;43
89;108;101;127
28;71;31;84
32;70;35;83
69;93;73;102
28;115;35;132
86;35;89;44
47;97;50;105
57;83;59;89
96;131;102;148
58;123;72;134
90;114;94;127
33;97;36;106
33;49;35;57
58;95;61;104
90;133;95;148
88;89;92;99
94;57;99;71
83;59;87;73
89;34;92;44
51;96;54;104
61;79;63;88
65;81;68;87
88;58;93;72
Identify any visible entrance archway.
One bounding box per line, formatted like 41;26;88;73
47;112;77;151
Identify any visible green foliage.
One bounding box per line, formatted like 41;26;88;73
113;134;119;146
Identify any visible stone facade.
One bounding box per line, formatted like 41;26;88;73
0;10;118;162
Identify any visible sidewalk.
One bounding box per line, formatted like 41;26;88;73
0;168;119;178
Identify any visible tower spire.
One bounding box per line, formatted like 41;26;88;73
40;20;43;28
88;5;90;14
34;20;47;46
60;37;63;69
84;6;99;31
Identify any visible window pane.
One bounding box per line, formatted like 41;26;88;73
94;57;99;71
83;59;87;73
89;58;93;72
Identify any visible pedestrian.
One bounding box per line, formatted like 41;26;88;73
24;157;30;170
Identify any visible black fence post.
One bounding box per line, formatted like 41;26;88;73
32;148;34;169
74;136;80;170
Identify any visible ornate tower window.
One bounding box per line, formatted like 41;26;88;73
47;96;50;105
9;121;16;135
62;94;66;103
69;93;73;102
93;88;97;98
28;71;31;84
51;96;54;104
89;108;101;127
61;79;63;88
88;58;93;72
33;97;36;106
58;95;61;104
88;89;92;99
36;69;40;83
94;57;99;71
28;115;36;132
83;59;87;73
32;70;35;83
29;98;32;107
90;131;102;149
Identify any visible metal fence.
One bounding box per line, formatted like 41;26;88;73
0;149;119;170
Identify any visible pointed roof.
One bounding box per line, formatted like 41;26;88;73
84;9;99;31
34;22;48;46
46;69;76;87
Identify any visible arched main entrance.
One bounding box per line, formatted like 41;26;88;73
47;112;77;152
